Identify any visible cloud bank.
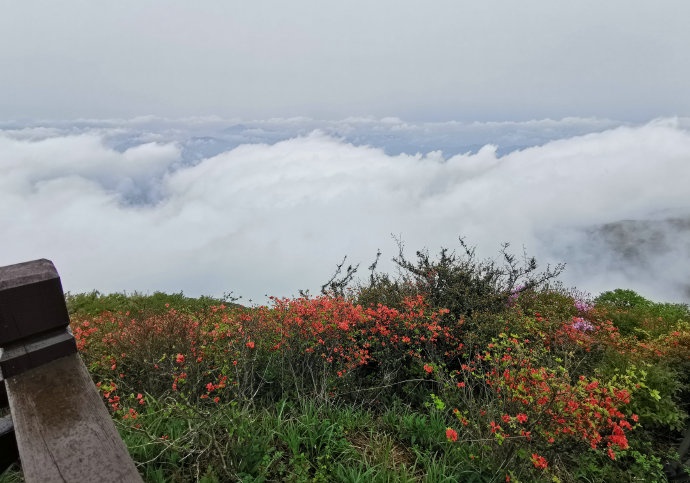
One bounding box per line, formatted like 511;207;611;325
2;118;689;303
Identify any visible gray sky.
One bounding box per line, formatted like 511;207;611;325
2;1;689;121
2;3;690;303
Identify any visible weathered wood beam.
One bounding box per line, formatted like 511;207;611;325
0;259;142;482
6;354;142;482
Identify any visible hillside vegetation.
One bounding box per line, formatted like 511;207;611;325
3;240;689;482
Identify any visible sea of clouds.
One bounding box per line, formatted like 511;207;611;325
2;117;689;303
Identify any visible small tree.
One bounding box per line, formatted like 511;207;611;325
595;289;652;309
374;237;563;322
322;236;565;326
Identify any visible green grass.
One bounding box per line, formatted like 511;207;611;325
112;395;500;482
0;464;23;483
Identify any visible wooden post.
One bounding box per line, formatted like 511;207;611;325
0;259;142;482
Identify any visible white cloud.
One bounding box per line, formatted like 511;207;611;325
1;119;689;303
0;132;179;203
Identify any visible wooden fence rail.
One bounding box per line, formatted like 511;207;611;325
0;259;142;482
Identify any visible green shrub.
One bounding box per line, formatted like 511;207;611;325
594;289;689;338
595;289;653;309
384;239;562;321
66;290;233;316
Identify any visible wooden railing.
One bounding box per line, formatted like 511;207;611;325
0;259;142;482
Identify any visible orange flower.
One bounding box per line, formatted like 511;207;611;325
531;453;548;470
423;364;434;374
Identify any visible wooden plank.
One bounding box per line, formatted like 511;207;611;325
1;259;141;481
0;328;77;379
6;353;142;482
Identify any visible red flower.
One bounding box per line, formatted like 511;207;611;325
175;353;185;364
516;413;528;424
531;453;548;470
246;340;255;349
423;364;434;374
445;428;458;442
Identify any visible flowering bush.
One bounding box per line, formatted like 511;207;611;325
68;283;687;482
437;327;640;479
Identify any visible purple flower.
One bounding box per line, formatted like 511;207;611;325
574;299;593;313
507;285;525;307
571;317;594;332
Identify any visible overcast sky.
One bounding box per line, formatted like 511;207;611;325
2;3;690;303
2;1;689;121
